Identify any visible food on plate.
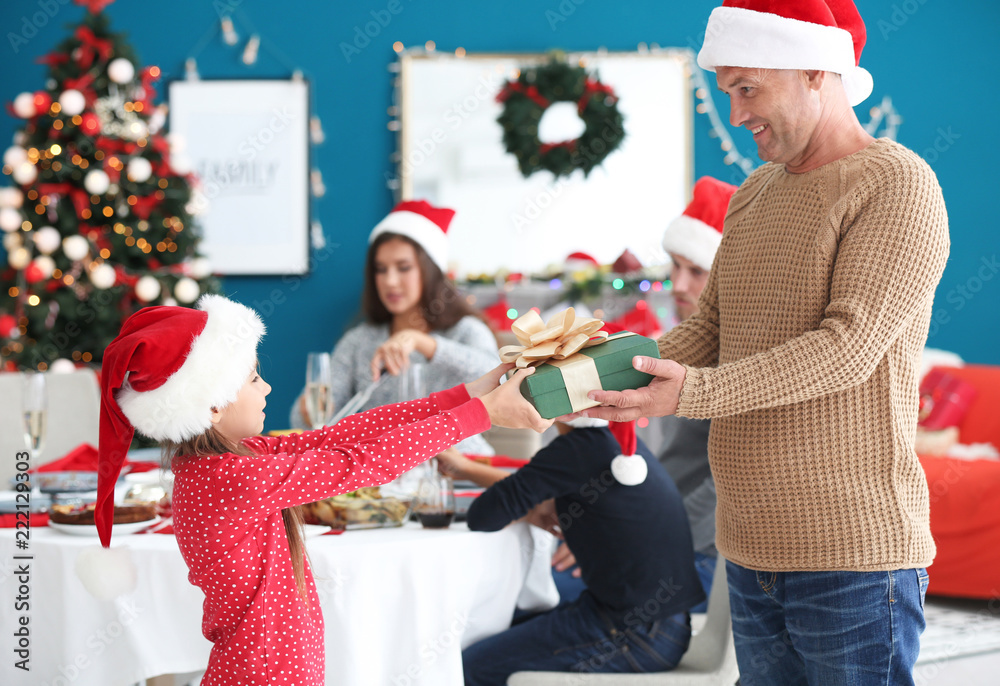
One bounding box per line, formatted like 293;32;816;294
49;502;156;525
302;487;410;529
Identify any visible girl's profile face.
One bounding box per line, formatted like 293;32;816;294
212;367;272;443
374;238;423;318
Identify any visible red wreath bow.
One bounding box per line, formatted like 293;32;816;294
578;79;616;114
496;82;551;109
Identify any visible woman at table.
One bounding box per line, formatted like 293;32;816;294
290;200;498;455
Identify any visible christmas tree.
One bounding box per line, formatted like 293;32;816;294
0;0;219;371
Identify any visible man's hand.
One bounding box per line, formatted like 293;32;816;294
465;362;514;399
479;367;553;433
583;356;687;422
552;542;581;578
523;498;561;537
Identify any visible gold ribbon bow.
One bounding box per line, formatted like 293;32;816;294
499;307;609;368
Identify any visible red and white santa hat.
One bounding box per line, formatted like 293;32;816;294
369;200;455;273
82;295;264;600
609;421;647;486
662;176;738;271
697;0;874;107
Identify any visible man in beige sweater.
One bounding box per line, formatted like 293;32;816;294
582;1;950;683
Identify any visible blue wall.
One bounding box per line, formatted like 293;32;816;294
2;0;997;430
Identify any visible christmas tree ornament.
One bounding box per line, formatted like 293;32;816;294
609;421;647;486
107;57;135;84
31;256;56;280
173;277;200;304
32;226;62;254
50;358;78;374
84;169;111;195
126;157;153;183
497;56;625;179
62;235;90;261
89;263;117;289
134;275;161;302
170;154;193;175
0;187;24;208
8;247;31;269
3;233;21;251
0;208;21;232
188;257;212;279
0;314;16;338
12;161;38;185
3;146;28;168
13;92;36;118
33;92;52;114
80;111;101;135
59;89;87;117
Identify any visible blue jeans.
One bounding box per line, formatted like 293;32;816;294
690;552;717;613
726;561;930;686
463;591;691;686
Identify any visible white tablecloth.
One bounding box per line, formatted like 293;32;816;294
0;521;557;686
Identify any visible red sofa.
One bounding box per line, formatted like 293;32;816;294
919;365;1000;599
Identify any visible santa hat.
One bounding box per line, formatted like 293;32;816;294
697;0;874;107
81;295;264;600
369;200;454;273
662;177;738;271
609;421;648;486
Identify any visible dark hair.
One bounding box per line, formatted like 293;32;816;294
362;232;481;331
164;427;309;603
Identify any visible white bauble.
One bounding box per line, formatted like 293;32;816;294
32;226;61;254
126;157;153;183
0;186;24;208
13;93;35;118
107;58;135;84
166;132;186;154
50;358;77;374
62;235;90;261
59;89;86;117
188;257;212;279
173;277;200;304
89;263;116;289
3;146;28;168
32;255;55;279
134;275;161;302
84;169;111;195
0;207;21;232
3;232;22;251
129;120;149;140
8;247;30;269
169;154;192;175
162;297;177;307
12;161;37;185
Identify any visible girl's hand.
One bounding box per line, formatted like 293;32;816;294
435;447;472;479
479;367;552;433
370;330;435;380
465;363;515;399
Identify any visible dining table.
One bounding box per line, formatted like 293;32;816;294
0;517;558;686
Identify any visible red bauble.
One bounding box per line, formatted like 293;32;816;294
33;91;52;115
0;314;15;338
25;263;45;283
80;111;101;135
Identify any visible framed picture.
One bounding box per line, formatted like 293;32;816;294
168;79;310;275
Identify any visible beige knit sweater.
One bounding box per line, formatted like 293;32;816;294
663;139;950;572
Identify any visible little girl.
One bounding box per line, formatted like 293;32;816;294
89;295;548;686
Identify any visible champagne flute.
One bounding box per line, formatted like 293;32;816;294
304;352;335;430
22;371;47;461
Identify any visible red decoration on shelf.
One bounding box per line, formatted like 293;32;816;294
610;301;661;338
612;248;642;274
483;297;514;333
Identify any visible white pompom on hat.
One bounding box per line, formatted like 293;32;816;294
697;0;874;107
609;421;648;486
369;200;455;273
662;176;739;272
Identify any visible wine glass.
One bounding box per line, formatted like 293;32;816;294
22;371;47;461
398;362;426;401
414;457;456;529
304;352;335;429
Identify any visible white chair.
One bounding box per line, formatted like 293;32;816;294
509;556;739;685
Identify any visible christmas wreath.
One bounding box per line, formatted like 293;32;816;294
496;58;625;179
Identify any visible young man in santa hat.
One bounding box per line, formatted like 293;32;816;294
582;1;949;683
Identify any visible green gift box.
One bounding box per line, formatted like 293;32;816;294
518;331;661;419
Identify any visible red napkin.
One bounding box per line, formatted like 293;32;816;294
488;455;530;469
29;443;161;475
0;513;48;528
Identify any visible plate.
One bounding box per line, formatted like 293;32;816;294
48;517;159;537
